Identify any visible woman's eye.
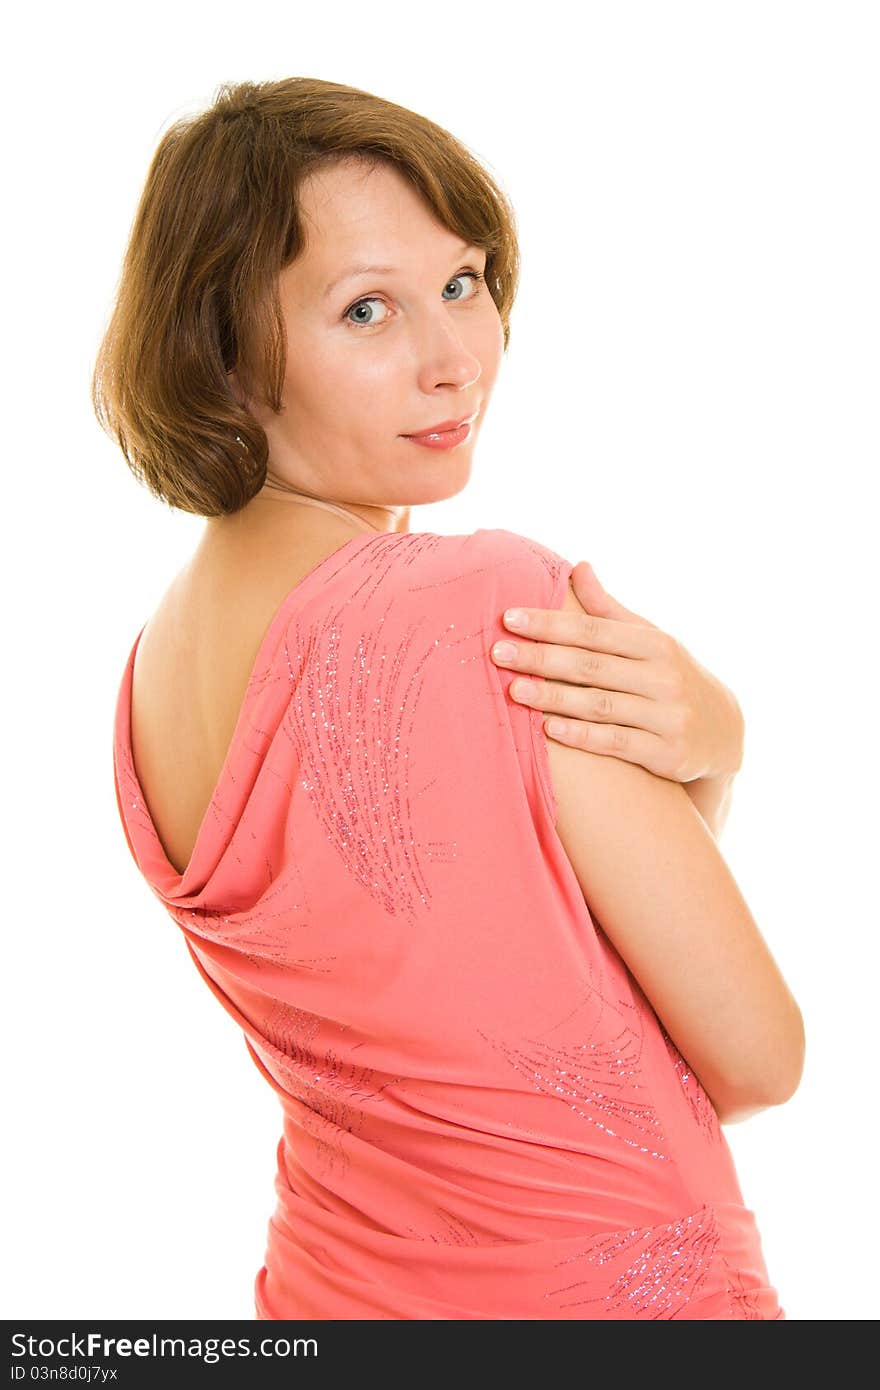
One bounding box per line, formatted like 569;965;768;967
343;269;485;328
441;269;484;303
344;297;391;328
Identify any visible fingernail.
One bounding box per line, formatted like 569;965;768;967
492;641;517;662
504;609;527;629
511;678;538;700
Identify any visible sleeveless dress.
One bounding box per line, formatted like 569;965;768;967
112;526;785;1319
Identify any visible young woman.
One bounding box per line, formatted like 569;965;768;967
98;76;803;1320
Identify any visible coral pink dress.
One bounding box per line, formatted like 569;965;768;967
113;527;785;1319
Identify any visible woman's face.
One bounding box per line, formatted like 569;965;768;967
229;156;505;529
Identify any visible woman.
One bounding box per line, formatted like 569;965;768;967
98;77;803;1319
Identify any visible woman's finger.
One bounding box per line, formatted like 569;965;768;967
502;558;664;654
492;636;672;700
542;712;676;777
503;602;663;661
509;674;681;747
569;559;666;634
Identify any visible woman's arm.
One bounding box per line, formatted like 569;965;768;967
544;581;805;1118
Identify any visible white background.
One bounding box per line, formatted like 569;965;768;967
3;0;877;1322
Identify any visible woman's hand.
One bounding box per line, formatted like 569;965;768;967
491;562;744;784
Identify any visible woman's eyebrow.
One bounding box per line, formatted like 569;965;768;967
322;243;482;300
323;264;394;299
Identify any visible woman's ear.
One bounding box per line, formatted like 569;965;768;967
226;366;247;410
227;363;271;426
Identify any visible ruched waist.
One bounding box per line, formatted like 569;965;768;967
254;1143;784;1320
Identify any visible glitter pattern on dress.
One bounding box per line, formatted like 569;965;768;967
723;1255;766;1319
283;599;458;924
174;902;338;972
477;1025;670;1161
401;1208;508;1248
251;1030;403;1185
112;526;784;1320
544;1205;720;1316
661;1026;722;1144
243;1000;408;1186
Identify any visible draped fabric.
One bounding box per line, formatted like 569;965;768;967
113;527;784;1319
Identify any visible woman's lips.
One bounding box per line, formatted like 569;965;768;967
402;411;478;449
402;421;473;449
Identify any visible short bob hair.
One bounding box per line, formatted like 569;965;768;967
91;77;521;517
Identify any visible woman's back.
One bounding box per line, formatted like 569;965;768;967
113;525;785;1319
129;513;367;877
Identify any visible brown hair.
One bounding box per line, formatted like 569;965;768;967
90;77;521;517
